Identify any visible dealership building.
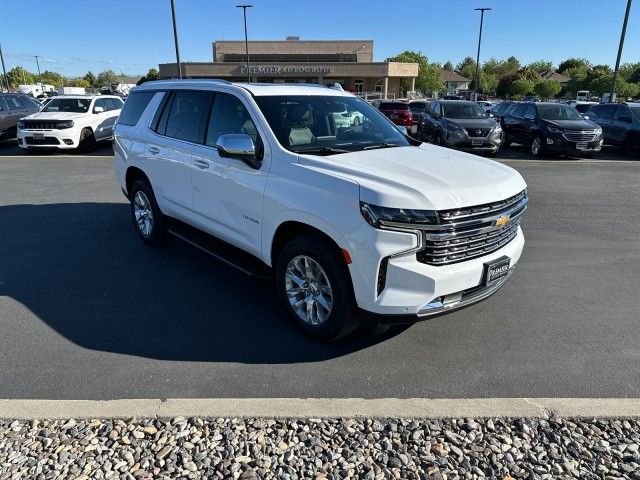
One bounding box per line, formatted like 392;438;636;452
159;38;418;98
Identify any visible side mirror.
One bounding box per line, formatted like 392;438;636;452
215;133;260;169
488;113;495;118
93;106;105;114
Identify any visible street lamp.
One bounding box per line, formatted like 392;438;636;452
609;0;633;103
473;7;491;102
170;0;183;79
236;4;253;83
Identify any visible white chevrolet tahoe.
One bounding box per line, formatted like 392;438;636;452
18;95;123;151
113;80;528;340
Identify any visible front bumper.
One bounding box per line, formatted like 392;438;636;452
444;132;502;152
345;223;525;319
545;135;603;155
17;126;82;149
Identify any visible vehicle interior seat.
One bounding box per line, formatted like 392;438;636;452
287;103;315;146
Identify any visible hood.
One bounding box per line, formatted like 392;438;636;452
445;118;498;129
22;111;89;121
297;144;527;210
543;119;598;130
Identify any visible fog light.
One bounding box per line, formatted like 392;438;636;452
546;138;554;145
63;139;74;145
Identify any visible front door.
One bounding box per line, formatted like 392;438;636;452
190;92;269;257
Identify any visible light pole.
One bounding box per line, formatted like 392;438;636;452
170;0;183;79
473;7;491;102
34;55;42;95
0;44;7;91
236;4;253;83
610;0;633;103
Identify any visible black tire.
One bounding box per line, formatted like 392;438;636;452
78;128;97;152
624;135;640;157
276;234;359;341
433;132;443;146
530;134;545;158
129;179;166;245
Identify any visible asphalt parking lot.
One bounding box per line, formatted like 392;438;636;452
0;139;639;400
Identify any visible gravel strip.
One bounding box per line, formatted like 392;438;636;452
1;416;639;479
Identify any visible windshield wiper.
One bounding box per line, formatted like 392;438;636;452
292;147;351;155
363;143;403;150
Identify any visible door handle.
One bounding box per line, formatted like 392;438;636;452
148;146;160;155
193;159;209;169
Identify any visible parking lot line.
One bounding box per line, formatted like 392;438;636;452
2;398;640;420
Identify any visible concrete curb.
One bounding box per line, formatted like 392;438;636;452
2;398;640;420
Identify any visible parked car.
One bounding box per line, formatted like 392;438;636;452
419;100;502;155
376;100;415;135
477;101;495;114
491;101;518;124
502;102;603;158
0;93;42;140
114;81;528;340
17;95;123;151
568;101;598;115
442;95;464;100
408;100;431;137
586;102;640;156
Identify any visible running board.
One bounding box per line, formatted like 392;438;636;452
166;219;272;280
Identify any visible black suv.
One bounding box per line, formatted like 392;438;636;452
503;102;603;158
585;103;640;156
420;100;502;155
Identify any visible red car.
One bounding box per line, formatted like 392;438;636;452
375;100;415;135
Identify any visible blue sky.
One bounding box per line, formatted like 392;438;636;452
2;0;639;77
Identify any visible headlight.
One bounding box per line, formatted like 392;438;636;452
547;126;564;134
17;121;26;129
360;202;438;228
492;125;502;134
56;120;74;129
595;127;603;135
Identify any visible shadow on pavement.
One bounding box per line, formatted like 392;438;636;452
0;203;404;363
0;138;114;156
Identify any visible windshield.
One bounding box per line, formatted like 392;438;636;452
42;98;91;113
254;95;412;154
537;104;583;121
409;102;427;112
441;102;487;119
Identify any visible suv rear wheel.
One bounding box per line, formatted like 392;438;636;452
130;179;165;245
624;134;640;156
276;235;359;341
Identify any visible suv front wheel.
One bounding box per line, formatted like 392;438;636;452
130;179;165;245
276;235;359;341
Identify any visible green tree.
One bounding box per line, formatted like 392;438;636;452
533;79;561;99
96;69;118;87
37;70;64;88
6;67;36;87
483;57;520;78
509;78;535;98
136;68;160;86
456;56;477;80
589;73;637;98
496;73;518;98
619;62;640;83
526;60;554;73
443;61;454;71
67;78;91;88
387;51;444;95
558;58;591;74
83;71;97;87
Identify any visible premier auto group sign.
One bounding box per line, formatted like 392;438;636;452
239;65;332;75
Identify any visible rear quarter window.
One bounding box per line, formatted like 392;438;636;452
118;91;156;126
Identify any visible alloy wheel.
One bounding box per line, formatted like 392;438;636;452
133;191;154;237
531;137;541;156
285;255;333;325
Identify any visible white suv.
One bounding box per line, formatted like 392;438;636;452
114;80;528;340
18;95;123;151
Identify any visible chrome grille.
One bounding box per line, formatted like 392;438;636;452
416;191;528;266
464;127;491;137
22;120;58;130
563;130;598;142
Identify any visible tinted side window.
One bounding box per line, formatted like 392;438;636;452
94;99;108;112
206;93;258;147
598;104;617;119
524;104;536;119
0;97;9;112
109;98;124;111
17;96;37;109
432;103;441;117
511;104;527;117
164;90;213;143
6;96;23;110
118;92;155;126
614;105;632;121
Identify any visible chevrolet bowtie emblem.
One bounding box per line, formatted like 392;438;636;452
495;215;510;228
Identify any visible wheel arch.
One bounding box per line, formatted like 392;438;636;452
125;166;150;198
270;220;347;268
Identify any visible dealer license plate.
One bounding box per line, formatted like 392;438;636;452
32;133;44;140
483;256;511;286
411;125;418;134
471;139;483;146
576;142;588;150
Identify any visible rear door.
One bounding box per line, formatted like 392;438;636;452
190;91;269;256
503;103;527;142
593;104;617;143
610;105;633;144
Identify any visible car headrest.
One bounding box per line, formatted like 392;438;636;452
287;103;312;128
